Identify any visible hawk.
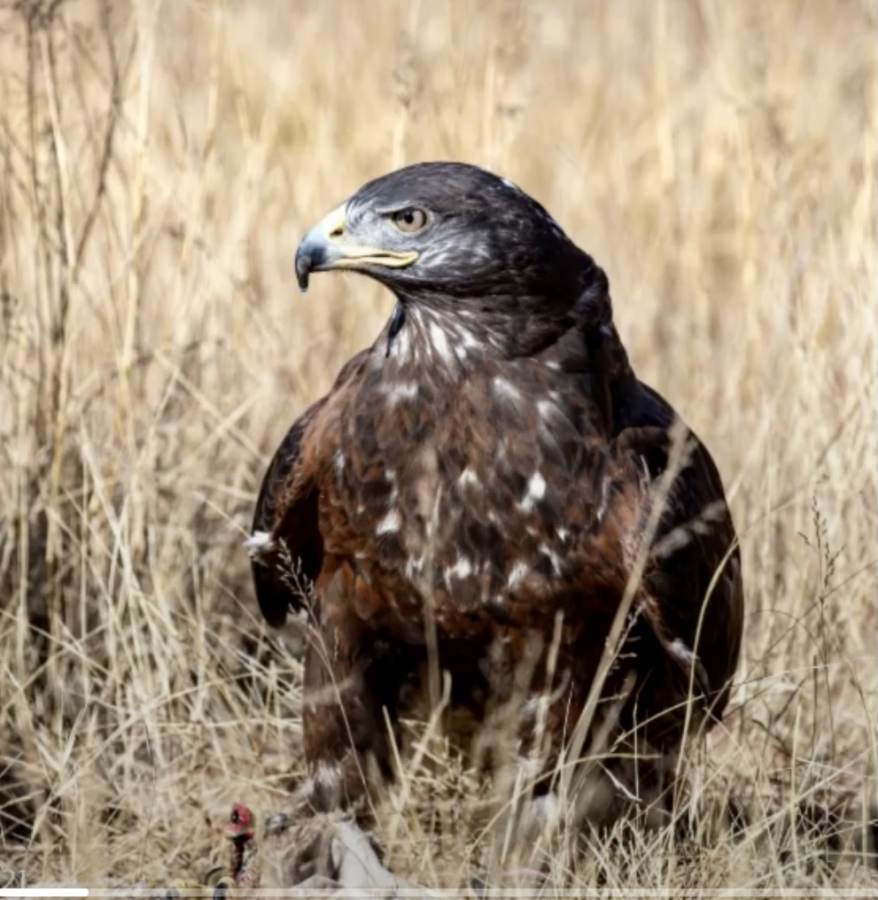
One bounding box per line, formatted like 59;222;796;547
250;162;743;834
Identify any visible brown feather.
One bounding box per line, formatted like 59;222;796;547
252;163;744;831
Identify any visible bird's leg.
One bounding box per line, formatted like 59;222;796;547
295;635;392;816
491;663;643;871
263;813;424;893
290;563;407;819
481;675;575;879
266;615;412;890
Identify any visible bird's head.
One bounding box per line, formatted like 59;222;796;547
223;803;255;842
294;162;597;310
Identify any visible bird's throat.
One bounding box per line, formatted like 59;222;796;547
381;297;581;374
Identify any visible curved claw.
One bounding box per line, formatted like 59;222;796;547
263;813;433;896
330;820;406;889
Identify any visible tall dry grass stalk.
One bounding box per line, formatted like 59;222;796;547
0;0;876;891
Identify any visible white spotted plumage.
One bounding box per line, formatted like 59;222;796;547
376;508;400;535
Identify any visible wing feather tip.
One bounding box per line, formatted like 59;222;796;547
245;530;277;560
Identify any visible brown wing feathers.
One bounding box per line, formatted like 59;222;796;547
250;400;325;626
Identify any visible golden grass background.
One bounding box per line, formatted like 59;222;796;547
1;0;876;890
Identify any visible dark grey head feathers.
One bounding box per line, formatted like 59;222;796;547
295;162;607;316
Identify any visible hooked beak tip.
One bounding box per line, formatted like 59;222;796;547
295;204;346;293
294;242;317;292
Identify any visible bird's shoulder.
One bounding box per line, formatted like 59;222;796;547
249;349;370;625
260;348;372;505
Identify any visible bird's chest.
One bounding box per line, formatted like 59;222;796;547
323;361;617;635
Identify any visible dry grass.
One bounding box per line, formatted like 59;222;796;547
1;0;876;892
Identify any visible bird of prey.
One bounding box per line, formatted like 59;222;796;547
249;162;743;837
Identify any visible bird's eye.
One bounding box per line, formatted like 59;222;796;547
391;207;427;233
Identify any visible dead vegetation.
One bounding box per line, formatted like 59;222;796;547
0;0;876;892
